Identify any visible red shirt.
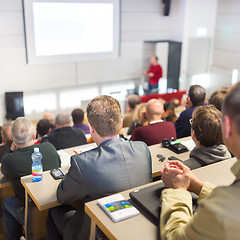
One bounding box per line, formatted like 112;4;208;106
148;64;163;84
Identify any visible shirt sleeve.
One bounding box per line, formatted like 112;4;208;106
160;183;218;240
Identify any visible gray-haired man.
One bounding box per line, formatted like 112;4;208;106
1;117;61;240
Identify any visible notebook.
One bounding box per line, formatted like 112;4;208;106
98;193;139;223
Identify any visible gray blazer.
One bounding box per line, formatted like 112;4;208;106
57;137;152;239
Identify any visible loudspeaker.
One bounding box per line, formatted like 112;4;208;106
162;0;171;16
5;92;25;120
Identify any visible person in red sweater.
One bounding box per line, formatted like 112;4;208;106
143;56;163;94
130;99;176;146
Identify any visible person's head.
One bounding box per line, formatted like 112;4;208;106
191;105;222;147
146;99;164;122
150;55;158;65
162;102;175;120
126;94;141;112
86;95;122;142
55;113;72;128
188;85;206;107
222;83;240;157
1;124;12;144
208;87;231;111
71;108;85;125
171;98;180;107
43;112;55;125
132;103;146;121
11;117;35;148
36;119;50;138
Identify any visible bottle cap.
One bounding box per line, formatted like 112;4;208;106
34;147;39;153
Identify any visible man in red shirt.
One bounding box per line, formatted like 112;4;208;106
143;55;163;94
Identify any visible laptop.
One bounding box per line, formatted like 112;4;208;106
129;182;198;226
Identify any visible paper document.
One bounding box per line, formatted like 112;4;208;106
57;150;72;166
180;139;195;151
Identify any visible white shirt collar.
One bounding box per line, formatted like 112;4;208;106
149;119;163;124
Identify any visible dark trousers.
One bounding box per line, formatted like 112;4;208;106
46;204;91;240
45;205;75;240
147;83;158;94
2;196;24;240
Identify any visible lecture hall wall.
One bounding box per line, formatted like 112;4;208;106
0;0;185;123
0;0;239;124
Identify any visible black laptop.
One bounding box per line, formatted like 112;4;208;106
129;182;198;226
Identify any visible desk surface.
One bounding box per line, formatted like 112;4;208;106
85;157;237;240
21;165;69;211
20;137;193;211
150;136;193;177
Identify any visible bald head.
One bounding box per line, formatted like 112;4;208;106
146;99;164;121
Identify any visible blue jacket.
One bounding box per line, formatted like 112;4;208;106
175;106;196;139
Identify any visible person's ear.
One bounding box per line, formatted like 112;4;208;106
88;123;95;134
223;115;231;139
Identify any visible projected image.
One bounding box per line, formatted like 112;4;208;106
32;2;114;56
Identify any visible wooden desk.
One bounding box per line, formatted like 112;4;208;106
150;136;193;177
85;157;237;240
20;137;192;239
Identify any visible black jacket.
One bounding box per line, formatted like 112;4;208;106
47;126;87;150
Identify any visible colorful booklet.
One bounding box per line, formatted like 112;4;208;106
98;193;139;223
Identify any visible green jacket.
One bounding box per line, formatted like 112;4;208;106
1;142;61;207
160;160;240;240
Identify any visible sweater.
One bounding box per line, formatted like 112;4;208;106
1;142;61;207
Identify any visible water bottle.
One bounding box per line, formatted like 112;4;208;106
32;147;43;182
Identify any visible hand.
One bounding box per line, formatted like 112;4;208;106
161;161;204;195
143;70;148;75
148;72;154;77
138;110;147;125
160;161;190;190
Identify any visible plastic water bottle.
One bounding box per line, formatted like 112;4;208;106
32;147;43;182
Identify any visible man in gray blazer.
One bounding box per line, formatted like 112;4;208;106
46;95;152;240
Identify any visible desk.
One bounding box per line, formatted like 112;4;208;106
150;136;193;177
85;157;237;240
20;137;192;239
59;136;193;178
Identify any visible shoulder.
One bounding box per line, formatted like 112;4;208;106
72;128;85;136
38;142;57;151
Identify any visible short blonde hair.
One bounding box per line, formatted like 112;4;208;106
192;105;222;147
87;95;121;137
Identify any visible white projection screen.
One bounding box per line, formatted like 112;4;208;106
22;0;120;64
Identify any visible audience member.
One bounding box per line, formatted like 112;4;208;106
130;99;176;146
208;86;231;111
1;117;61;240
71;108;90;134
123;94;141;127
171;98;180;107
162;102;178;123
0;124;12;162
47;113;87;150
45;95;152;240
175;85;206;139
127;102;147;135
36;119;51;143
183;105;231;170
159;82;240;239
43;112;55;131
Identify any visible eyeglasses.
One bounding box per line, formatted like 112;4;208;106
189;119;193;125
